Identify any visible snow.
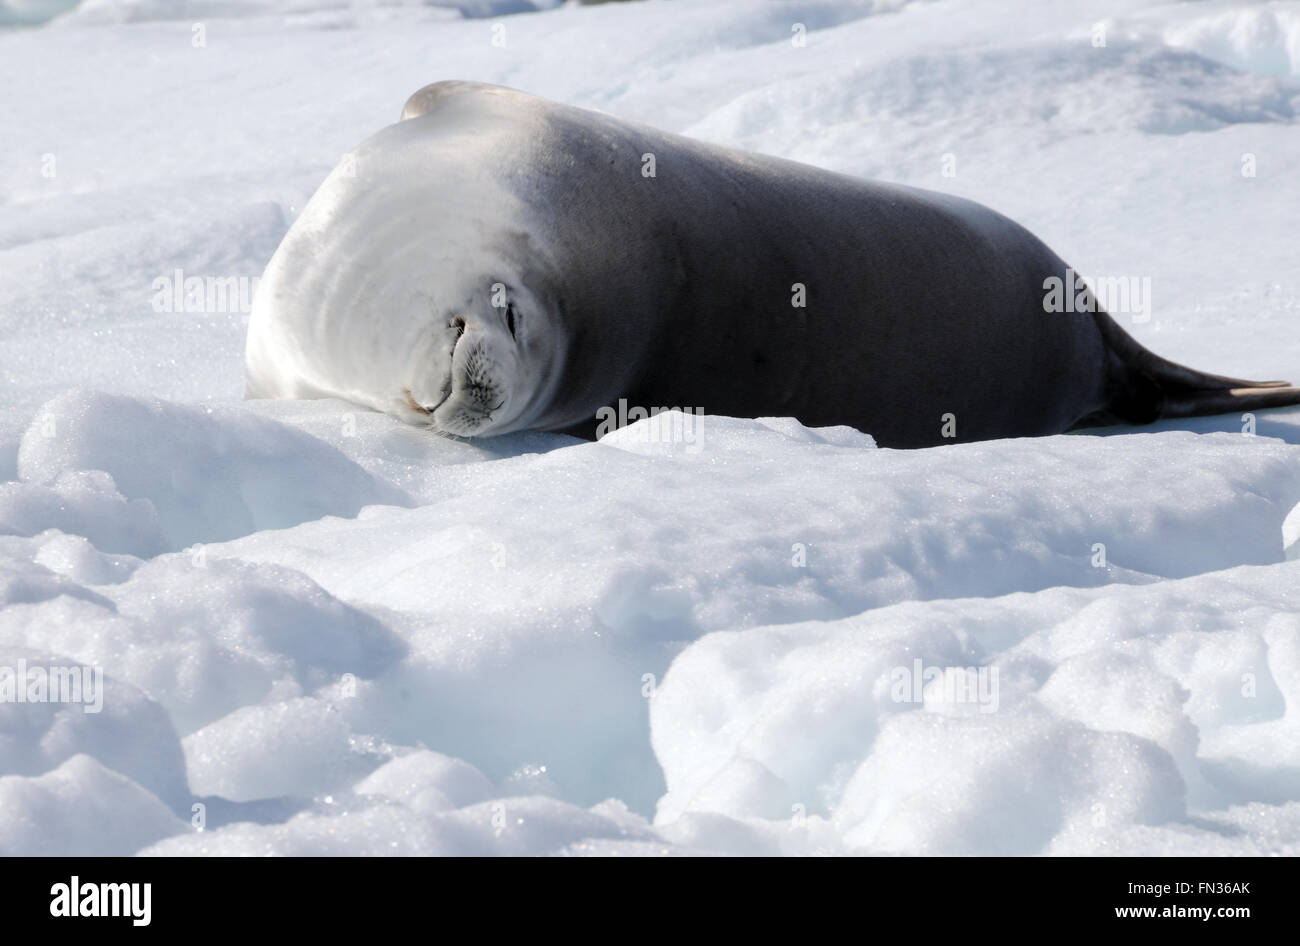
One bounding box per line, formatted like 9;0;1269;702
3;0;1300;856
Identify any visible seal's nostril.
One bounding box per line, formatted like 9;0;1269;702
450;316;466;336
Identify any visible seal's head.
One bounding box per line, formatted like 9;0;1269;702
244;105;567;438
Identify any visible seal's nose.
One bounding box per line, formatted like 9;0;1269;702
450;316;466;336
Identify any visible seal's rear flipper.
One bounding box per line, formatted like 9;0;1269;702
1156;383;1300;419
1083;311;1300;427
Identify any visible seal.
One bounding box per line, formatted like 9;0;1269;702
244;80;1300;447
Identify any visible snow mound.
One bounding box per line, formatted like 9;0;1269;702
1165;5;1300;78
17;390;410;550
2;551;405;738
1;471;164;557
652;560;1300;854
0;754;185;855
688;40;1300;173
144;750;665;855
0;649;189;809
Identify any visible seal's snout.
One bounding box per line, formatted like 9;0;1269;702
416;309;520;437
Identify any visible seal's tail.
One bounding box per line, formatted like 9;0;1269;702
1081;311;1300;427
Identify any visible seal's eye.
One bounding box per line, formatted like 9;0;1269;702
506;303;518;340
